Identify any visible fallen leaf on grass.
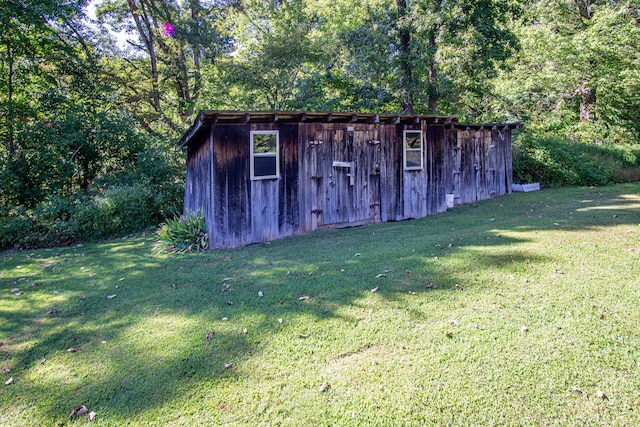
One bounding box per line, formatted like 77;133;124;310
597;390;606;399
449;320;458;326
408;291;417;295
89;412;97;421
2;368;10;373
89;273;96;278
319;382;329;392
554;324;562;330
599;313;605;320
370;286;379;293
521;325;528;333
69;405;88;418
107;294;116;299
258;291;263;297
66;347;79;353
243;328;248;334
571;386;582;394
354;253;361;257
375;273;387;278
119;277;125;281
10;288;20;293
222;277;233;282
405;269;412;274
444;330;453;337
221;317;229;321
277;318;283;324
225;301;234;305
298;295;309;300
46;309;57;315
224;363;233;369
454;284;464;291
297;334;309;338
206;332;215;340
4;377;13;385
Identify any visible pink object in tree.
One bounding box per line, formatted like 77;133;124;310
161;23;175;37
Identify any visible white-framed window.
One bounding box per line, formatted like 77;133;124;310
250;130;279;180
403;130;423;170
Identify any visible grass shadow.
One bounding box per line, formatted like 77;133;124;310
1;183;639;425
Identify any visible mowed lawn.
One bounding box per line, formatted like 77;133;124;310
1;183;639;426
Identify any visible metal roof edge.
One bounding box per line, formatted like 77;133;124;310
448;121;524;131
177;110;523;148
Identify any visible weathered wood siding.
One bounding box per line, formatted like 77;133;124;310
402;124;428;219
184;130;214;239
299;123;384;230
182;115;515;249
195;123;301;248
446;128;512;206
425;125;450;215
378;124;401;222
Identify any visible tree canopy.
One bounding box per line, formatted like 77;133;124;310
1;0;639;247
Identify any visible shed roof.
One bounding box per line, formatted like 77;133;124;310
177;110;522;148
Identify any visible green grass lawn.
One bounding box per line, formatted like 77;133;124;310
1;183;639;426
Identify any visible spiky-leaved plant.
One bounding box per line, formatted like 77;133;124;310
155;210;208;253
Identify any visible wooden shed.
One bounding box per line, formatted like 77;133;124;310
178;110;521;249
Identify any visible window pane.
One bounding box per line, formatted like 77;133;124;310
253;133;277;153
405;132;422;149
254;155;277;177
405;150;421;168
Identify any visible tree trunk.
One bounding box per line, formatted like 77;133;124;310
396;0;414;114
579;85;596;122
574;1;595;122
573;0;592;20
427;30;438;113
5;39;15;156
127;0;161;110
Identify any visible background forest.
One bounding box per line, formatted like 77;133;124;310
2;0;640;249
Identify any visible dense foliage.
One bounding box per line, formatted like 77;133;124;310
1;0;639;249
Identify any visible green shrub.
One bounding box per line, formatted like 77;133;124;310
155;210;208;254
512;132;640;188
0;208;39;249
0;182;183;250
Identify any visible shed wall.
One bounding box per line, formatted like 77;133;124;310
183;120;514;249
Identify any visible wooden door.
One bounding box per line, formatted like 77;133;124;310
318;126;381;227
